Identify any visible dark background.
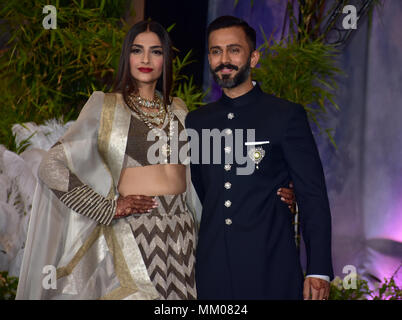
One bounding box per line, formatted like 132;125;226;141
145;0;209;89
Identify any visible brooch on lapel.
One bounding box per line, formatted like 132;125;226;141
248;147;265;170
245;140;269;170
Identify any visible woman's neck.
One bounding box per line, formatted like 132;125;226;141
137;82;157;100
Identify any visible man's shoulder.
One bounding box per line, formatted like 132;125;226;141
185;92;305;125
185;101;220;125
189;100;220;115
260;92;302;114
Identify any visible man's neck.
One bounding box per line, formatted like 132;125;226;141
222;78;254;99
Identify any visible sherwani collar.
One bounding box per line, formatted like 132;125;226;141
219;81;263;108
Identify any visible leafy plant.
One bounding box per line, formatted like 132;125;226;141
330;275;372;300
174;75;208;112
172;49;208;111
166;23;207;110
172;49;196;87
330;272;402;300
250;0;383;147
0;271;18;300
329;264;402;300
0;0;128;151
253;35;342;147
371;277;402;300
0;0;206;152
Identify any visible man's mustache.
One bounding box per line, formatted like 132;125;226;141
213;63;239;73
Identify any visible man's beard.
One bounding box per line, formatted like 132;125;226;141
210;56;251;89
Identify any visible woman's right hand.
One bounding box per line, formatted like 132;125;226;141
115;195;158;218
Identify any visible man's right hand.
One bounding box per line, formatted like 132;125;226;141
115;195;158;218
277;181;296;211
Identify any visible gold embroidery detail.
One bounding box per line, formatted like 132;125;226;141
99;225;140;299
56;225;103;279
56;224;143;300
98;93;116;199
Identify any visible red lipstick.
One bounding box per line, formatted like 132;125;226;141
138;67;153;73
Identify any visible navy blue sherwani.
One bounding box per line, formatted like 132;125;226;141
185;83;334;300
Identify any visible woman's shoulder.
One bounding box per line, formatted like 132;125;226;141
90;90;123;99
79;91;106;114
89;91;124;108
170;96;188;113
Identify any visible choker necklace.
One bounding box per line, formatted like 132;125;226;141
133;93;162;109
127;93;165;126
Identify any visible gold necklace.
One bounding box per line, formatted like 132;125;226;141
127;94;165;126
126;93;173;158
133;93;162;109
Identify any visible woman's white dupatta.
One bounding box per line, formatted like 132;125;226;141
16;92;201;300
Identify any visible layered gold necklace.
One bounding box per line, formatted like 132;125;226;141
126;92;174;157
127;92;165;126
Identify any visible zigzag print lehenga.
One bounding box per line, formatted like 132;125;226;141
122;111;197;299
126;193;196;299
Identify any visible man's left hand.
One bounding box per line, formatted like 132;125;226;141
303;277;330;300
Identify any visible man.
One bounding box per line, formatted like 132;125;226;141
185;16;333;300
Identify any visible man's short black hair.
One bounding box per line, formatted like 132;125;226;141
207;15;256;51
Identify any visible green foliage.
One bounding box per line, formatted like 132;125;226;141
330;275;372;300
252;0;349;147
253;36;343;147
253;0;382;147
174;75;208;112
172;49;196;89
0;271;18;300
330;272;402;300
172;49;207;111
0;0;206;151
0;0;128;151
372;277;402;300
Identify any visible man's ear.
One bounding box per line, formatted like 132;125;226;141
207;52;211;66
250;50;260;68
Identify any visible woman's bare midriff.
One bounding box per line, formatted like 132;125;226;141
118;164;187;197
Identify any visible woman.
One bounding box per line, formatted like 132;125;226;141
16;20;295;300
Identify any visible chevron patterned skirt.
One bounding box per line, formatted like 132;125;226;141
126;193;197;300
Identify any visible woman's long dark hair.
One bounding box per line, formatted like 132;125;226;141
113;20;173;107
